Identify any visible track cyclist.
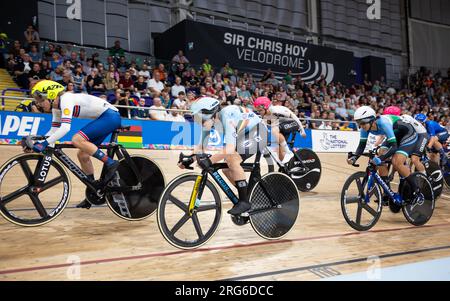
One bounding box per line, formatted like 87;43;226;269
253;96;307;165
414;113;449;166
382;106;428;174
178;97;268;215
347;106;424;208
28;80;122;208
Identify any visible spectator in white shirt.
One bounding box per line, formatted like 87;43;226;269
166;105;186;122
138;63;151;80
147;71;165;98
149;97;168;121
335;101;348;119
171;76;186;98
173;91;187;110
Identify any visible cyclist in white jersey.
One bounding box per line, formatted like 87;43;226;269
253;97;306;164
29;80;122;208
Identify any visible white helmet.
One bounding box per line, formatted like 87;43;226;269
190;97;220;121
354;106;376;123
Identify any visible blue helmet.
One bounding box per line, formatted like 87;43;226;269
414;113;427;123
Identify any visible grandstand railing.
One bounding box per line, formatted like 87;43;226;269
1;88;30;110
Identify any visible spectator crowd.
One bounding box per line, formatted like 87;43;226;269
3;26;449;130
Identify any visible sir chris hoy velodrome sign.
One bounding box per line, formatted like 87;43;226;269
156;20;354;85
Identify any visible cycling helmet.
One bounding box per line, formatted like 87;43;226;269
253;97;272;110
31;80;65;101
354;106;376;124
383;106;401;116
414;113;427;123
190;97;220;121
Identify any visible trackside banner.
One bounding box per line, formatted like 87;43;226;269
0;111;364;152
155;20;355;85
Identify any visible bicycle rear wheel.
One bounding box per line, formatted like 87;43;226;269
401;172;435;226
287;148;322;191
0;154;71;226
157;173;222;249
106;155;165;221
248;172;300;240
341;172;383;231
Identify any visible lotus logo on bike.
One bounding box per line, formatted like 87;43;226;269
38;156;53;183
0;115;40;137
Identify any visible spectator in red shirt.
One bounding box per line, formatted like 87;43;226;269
119;71;135;92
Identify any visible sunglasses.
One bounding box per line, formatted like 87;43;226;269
356;120;371;126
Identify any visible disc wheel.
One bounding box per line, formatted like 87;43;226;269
248;172;300;240
106;155;165;221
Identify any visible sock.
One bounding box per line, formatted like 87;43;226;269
235;180;248;203
87;174;95;181
93;149;115;166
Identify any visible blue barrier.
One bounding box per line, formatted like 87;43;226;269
0;111;313;149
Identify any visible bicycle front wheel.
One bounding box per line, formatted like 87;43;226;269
288;148;322;192
157;173;222;249
249;172;300;240
0;153;71;227
341;172;382;231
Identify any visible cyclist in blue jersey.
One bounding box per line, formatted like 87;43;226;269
178;97;268;215
347;106;423;205
415;113;449;166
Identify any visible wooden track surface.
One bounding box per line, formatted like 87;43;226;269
0;146;449;280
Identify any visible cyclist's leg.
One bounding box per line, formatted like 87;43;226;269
411;133;427;174
72;109;121;182
228;124;268;215
225;152;251;215
377;145;389;177
278;119;297;163
270;125;286;161
436;131;449;164
395;134;421;195
77;149;94;176
428;136;443;164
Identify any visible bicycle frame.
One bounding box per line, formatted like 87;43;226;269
187;151;278;216
265;129;309;171
32;128;142;195
365;163;402;205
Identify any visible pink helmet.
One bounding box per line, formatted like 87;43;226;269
383;106;401;116
253;97;272;110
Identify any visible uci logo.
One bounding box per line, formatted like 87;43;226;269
208;129;222;146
